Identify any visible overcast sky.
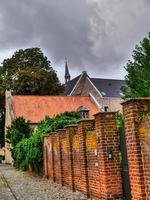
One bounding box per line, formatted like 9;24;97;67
0;0;150;83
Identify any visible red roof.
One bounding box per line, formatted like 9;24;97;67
12;96;99;123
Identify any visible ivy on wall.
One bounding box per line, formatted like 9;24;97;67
7;112;81;172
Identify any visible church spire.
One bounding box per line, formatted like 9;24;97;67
65;58;70;84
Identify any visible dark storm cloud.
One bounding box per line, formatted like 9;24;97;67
0;0;150;80
0;0;95;67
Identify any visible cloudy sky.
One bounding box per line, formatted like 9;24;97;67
0;0;150;83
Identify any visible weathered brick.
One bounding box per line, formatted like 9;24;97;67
122;99;150;200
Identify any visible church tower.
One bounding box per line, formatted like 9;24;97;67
65;59;71;84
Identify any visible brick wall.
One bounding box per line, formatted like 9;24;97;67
139;115;150;199
122;98;150;200
95;113;123;199
86;129;100;197
44;112;122;200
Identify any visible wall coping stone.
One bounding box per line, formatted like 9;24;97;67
55;129;66;132
121;98;150;105
94;111;116;116
64;124;78;128
43;134;50;138
49;132;57;135
77;119;94;123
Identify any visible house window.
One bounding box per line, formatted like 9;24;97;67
82;111;89;119
104;106;109;112
77;106;89;119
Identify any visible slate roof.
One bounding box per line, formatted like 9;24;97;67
64;75;81;95
64;74;125;97
90;78;125;97
12;95;99;123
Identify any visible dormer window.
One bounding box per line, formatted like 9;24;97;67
77;106;89;119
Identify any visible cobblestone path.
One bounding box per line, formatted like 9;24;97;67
0;164;86;200
0;165;15;200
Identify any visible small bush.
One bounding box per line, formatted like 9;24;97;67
11;111;81;173
7;117;32;147
116;112;124;128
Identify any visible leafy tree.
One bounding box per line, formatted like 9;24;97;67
0;47;64;147
122;33;150;98
6;117;32;148
1;47;64;94
2;48;50;75
11;66;64;95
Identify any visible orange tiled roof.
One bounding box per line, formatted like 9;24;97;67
12;96;99;123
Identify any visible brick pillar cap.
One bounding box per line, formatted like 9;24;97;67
64;124;78;128
94;111;117;116
49;132;57;135
55;129;66;131
121;97;150;105
77;119;94;123
43;134;50;138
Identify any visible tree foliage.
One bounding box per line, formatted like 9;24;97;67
6;117;32;148
0;47;64;95
11;66;64;95
122;33;150;98
2;48;50;75
9;112;81;172
0;47;64;147
116;112;124;128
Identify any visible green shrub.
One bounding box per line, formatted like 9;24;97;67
12;111;80;173
116;112;124;128
7;117;32;147
13;139;27;170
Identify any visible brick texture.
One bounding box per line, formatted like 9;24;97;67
95;112;122;199
122;99;150;200
44;113;123;199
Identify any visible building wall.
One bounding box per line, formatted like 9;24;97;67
44;113;122;199
0;148;4;156
71;75;122;112
96;97;123;112
5;91;14;164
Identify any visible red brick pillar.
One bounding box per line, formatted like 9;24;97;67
43;136;49;178
95;112;122;199
64;125;77;191
77;119;94;197
122;99;150;200
51;132;57;182
43;134;54;180
56;130;65;185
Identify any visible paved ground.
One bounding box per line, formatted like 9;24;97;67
0;164;86;200
0;165;16;200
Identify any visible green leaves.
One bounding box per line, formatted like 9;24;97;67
0;47;64;95
6;117;32;147
116;112;124;128
0;47;64;151
122;33;150;99
10;112;81;172
11;66;64;95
